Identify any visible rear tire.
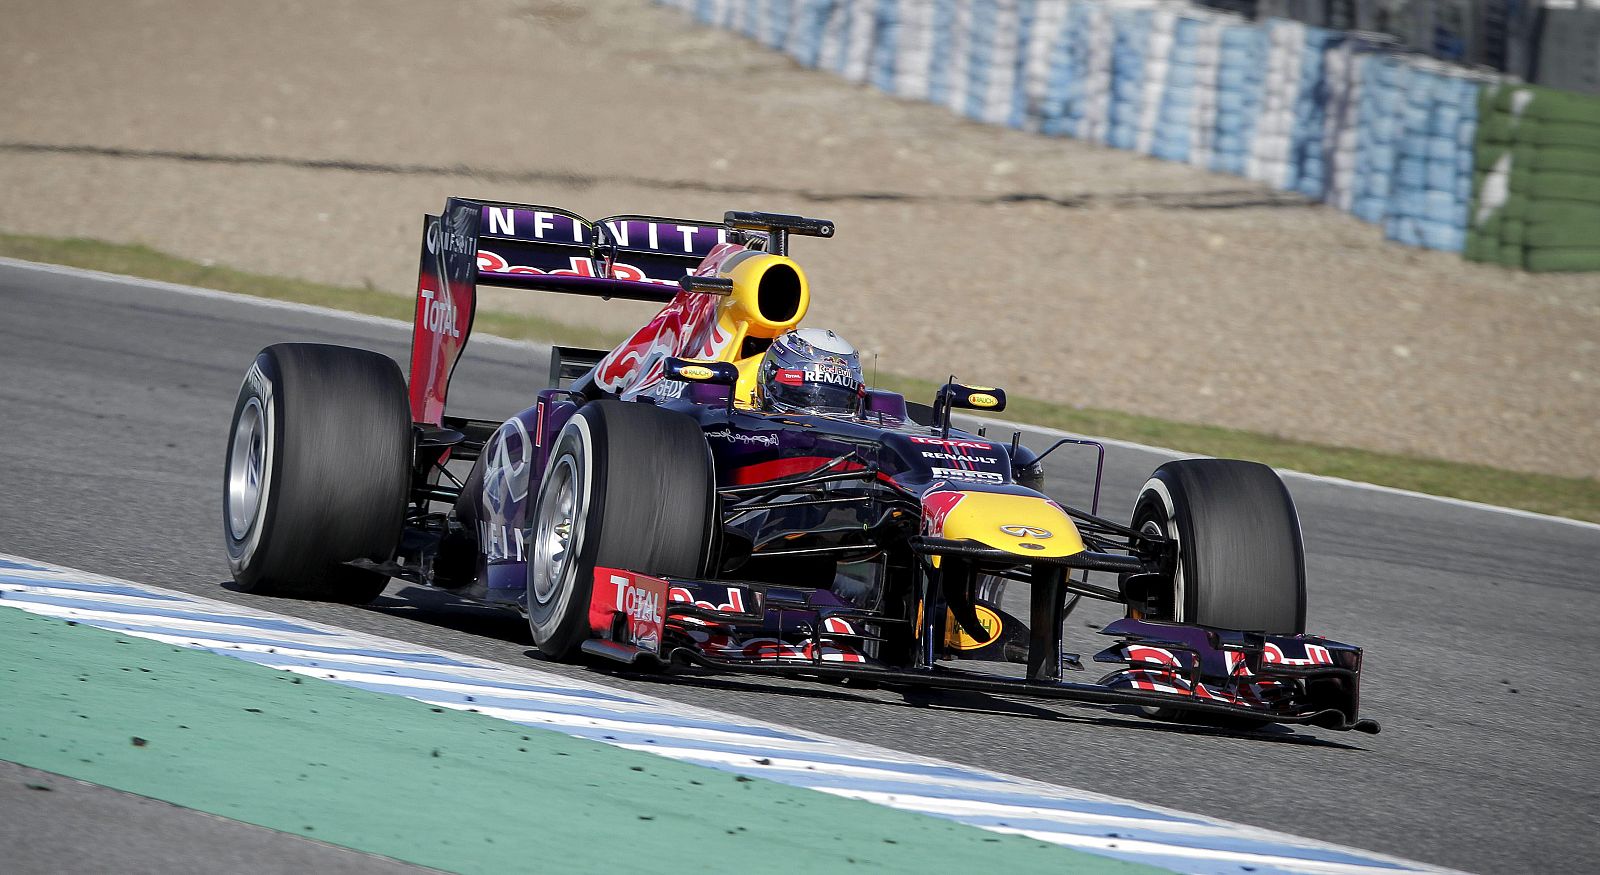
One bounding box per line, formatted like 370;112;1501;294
223;343;411;605
526;401;715;659
1130;459;1306;633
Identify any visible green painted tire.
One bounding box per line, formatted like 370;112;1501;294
1524;200;1600;228
1525;248;1600;272
1491;86;1525;115
1525;88;1600;126
1527;173;1600;204
1463;230;1490;262
1510;166;1534;195
1521;120;1600;149
1478;112;1515;145
1477;85;1501;119
1524;221;1600;249
1532;148;1600;176
1464;212;1501;261
1473;144;1508;171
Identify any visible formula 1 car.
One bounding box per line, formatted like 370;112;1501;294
222;197;1377;733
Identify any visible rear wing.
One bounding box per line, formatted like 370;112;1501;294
407;197;729;425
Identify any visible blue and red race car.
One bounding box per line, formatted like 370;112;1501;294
221;198;1377;733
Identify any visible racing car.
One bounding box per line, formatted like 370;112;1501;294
222;197;1378;733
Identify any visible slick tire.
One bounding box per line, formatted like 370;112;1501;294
1128;459;1305;728
526;401;715;660
1129;459;1306;634
223;343;411;605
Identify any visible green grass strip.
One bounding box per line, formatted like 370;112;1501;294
3;232;1596;523
0;607;1152;874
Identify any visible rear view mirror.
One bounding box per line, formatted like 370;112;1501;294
936;383;1006;413
933;382;1006;436
664;357;739;386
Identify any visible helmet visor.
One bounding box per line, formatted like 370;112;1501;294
766;376;861;414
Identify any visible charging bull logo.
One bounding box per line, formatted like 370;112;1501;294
593;291;729;393
921;491;967;538
477;249;679;286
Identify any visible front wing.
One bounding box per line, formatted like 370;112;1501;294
583;568;1379;733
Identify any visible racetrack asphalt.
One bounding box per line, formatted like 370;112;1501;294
1;260;1596;874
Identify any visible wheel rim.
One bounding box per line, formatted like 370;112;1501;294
532;456;581;606
1139;514;1184;623
227;397;266;541
1136;508;1184;719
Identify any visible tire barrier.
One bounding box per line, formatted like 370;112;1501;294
1465;84;1600;272
1376;58;1485;253
654;0;1594;270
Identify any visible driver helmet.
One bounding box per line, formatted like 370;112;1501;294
757;328;865;416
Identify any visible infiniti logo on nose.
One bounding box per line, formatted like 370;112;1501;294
999;525;1052;539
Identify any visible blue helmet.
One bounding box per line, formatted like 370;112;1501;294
757;328;865;415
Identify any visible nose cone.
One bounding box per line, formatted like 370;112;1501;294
921;489;1085;558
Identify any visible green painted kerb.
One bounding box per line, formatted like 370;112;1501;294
0;608;1158;874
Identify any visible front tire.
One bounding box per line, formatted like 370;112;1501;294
1132;457;1305;636
526;401;715;659
1129;459;1306;634
1127;459;1305;728
223;343;411;605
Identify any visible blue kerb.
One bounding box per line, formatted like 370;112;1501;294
945;813;1414;869
0;574;187;601
0;591;330;635
556;725;1004;782
336;678;814;742
217;651;641;704
24;615;481;667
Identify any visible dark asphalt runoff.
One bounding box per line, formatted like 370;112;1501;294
0;761;437;875
1;259;1596;875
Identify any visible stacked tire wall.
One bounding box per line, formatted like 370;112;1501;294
661;0;1591;271
1465;85;1600;272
